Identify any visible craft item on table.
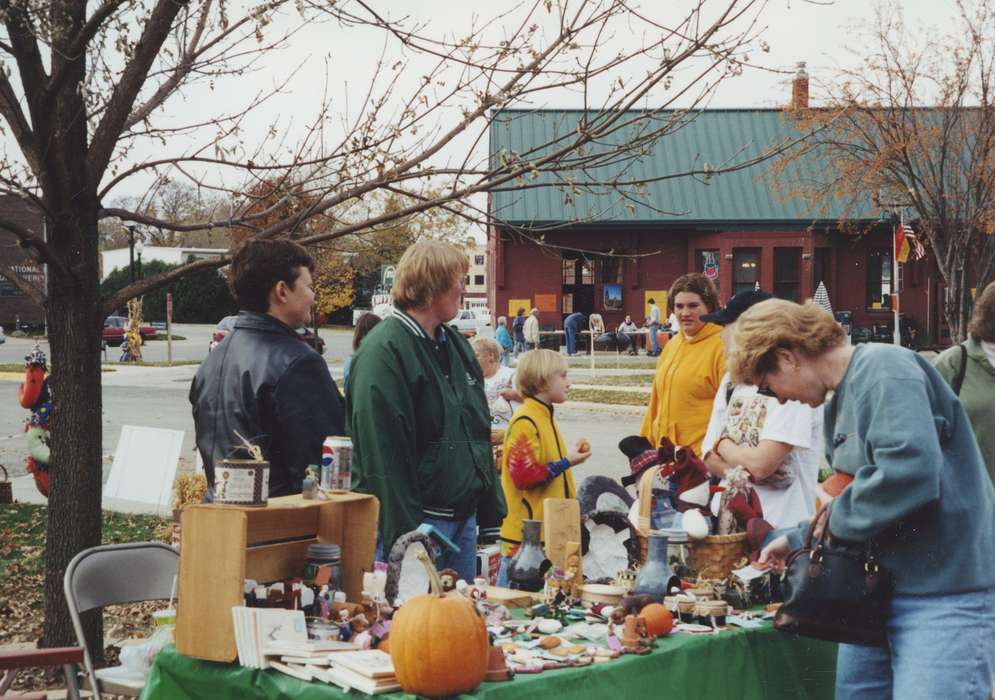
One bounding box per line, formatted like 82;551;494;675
543;498;582;570
694;600;730;628
675;596;697;623
18;344;52;497
615;568;638;593
575;583;623;607
633;533;680;602
620;615;652;654
389;550;489;698
438;568;459;594
232;607;307;669
535;618;563;635
302;465;318;499
715;465;766;535
479;585;532;609
726;614;764;629
639;603;674;638
383;530;438;606
543;541;583;609
576;475;634;518
674;622;714;634
316;649;399;695
682;508;711;540
215;431;269;506
507;519;552;592
486;646;513;681
538;636;561;650
582;510;639;581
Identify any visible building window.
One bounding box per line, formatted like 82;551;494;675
773;248;801;301
697;249;720;293
813;247;831;293
465;274;470;286
732;248;760;296
601;256;623;285
474;274;485;286
562;258;575;285
866;248;892;309
474;255;485;266
580;259;593;285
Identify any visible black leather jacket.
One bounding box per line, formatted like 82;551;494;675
190;311;344;497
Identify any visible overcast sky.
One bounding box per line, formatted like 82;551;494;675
74;1;963;215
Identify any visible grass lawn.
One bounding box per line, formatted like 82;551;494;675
565;357;658;370
153;333;186;341
118;360;202;367
572;373;655;387
0;503;169;650
568;388;650;406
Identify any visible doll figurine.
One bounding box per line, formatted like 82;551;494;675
621;614;652;654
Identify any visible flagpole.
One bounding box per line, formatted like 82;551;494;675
893;211;902;346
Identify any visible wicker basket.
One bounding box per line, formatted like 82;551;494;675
687;532;749;580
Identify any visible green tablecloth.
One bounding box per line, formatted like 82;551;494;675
142;624;837;700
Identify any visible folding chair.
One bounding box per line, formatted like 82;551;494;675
63;542;179;700
0;646;83;700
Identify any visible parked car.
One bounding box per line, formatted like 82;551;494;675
448;308;493;338
102;316;156;344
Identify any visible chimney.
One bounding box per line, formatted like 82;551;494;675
790;61;809;111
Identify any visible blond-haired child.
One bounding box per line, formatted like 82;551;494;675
497;349;591;586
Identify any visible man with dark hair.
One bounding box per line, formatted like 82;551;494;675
190;238;344;498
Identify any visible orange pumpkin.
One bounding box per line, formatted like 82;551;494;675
389;550;489;698
639;603;674;637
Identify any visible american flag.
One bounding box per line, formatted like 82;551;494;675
895;223;925;263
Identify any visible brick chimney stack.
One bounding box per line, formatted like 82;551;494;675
790;61;809;111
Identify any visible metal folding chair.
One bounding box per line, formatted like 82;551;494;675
63;542;179;700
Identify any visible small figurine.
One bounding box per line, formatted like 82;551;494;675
620;614;652;654
302;466;319;499
337;609;353;641
438;568;459;594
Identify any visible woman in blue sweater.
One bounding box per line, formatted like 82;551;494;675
730;299;995;700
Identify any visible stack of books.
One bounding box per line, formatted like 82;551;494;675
232;607;397;693
314;650;400;695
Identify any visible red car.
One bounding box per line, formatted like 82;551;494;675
102;316;156;344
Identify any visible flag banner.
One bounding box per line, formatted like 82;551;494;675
894;223;924;263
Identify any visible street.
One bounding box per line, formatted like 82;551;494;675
0;329;643;489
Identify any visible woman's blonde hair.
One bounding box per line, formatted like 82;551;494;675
392;240;469;311
471;336;502;365
515;349;567;397
729;299;846;384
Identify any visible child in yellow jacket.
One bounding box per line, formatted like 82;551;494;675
497;349;591;586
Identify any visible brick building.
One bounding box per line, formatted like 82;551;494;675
0;195;47;328
487;107;947;345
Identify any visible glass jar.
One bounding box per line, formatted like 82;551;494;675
305;542;342;589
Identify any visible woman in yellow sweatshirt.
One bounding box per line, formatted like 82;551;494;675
497;349;591;586
641;273;725;455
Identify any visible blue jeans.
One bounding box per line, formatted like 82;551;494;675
500;350;511;366
648;322;660;354
496;555;512;588
565;324;578;355
420;514;479;583
835;586;995;700
513;339;525;357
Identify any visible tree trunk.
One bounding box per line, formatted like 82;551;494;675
942;263;971;344
41;219;105;661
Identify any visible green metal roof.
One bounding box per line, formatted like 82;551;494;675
488;109;869;225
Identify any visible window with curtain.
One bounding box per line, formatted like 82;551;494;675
733;248;760;296
773;248;801;301
866;248;892;309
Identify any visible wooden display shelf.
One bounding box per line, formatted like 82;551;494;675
175;493;379;663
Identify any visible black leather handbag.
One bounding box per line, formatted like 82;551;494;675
774;505;894;647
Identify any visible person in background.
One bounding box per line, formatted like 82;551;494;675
646;297;662;356
190;239;344;499
497;349;591;585
495;315;514;366
934;280;995;484
347;240;505;582
617;314;639;355
523;307;540;350
343;312;381;389
563;311;585;356
471;336;521;431
733;299;995;700
700;290;822;536
640;273;724;455
512;308;527;357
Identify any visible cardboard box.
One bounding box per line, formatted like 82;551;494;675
476;544;501;585
175;493;378;663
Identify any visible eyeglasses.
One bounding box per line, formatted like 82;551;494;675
756;381;778;398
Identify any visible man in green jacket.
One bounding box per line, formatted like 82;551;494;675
347;241;506;581
934;281;995;485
